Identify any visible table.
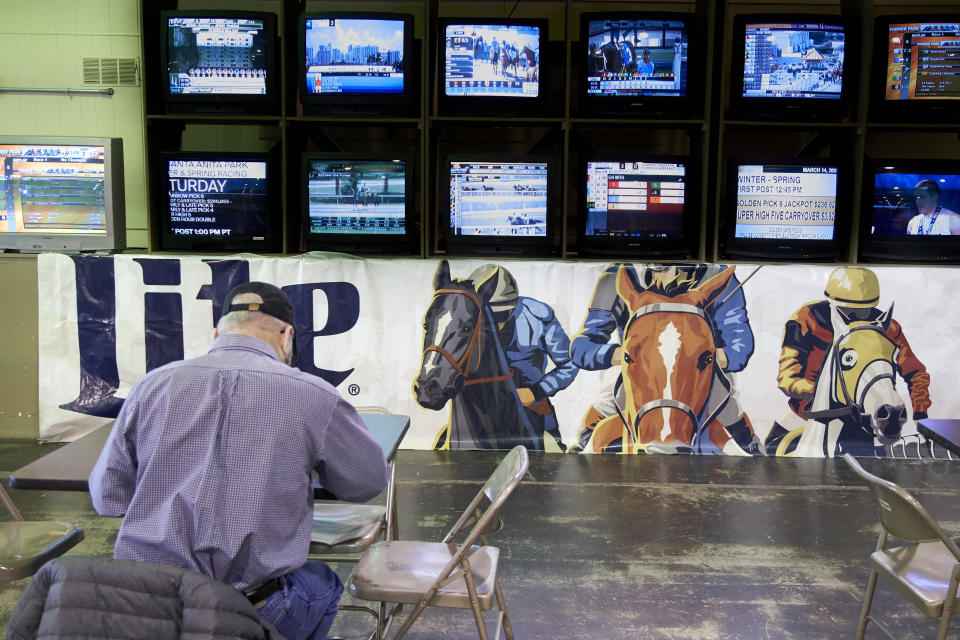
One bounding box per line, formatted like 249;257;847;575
916;419;960;456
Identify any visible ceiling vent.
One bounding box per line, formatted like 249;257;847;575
81;57;140;87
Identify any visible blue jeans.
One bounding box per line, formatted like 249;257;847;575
254;561;344;640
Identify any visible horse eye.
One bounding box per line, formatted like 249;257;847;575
840;349;858;370
623;352;634;365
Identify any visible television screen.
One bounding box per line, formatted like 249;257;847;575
0;137;125;253
303;16;407;97
584;160;686;238
442;22;541;99
869;167;960;236
733;163;838;241
448;160;548;238
161;11;277;113
584;16;688;98
881;20;960;102
741;20;845;100
160;153;278;252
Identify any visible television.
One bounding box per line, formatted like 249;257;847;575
730;14;852;121
859;160;960;264
157;151;281;253
301;153;417;255
871;15;960;123
579;12;696;117
0;137;126;253
442;156;555;256
299;12;416;116
438;18;548;116
577;156;695;258
721;157;847;261
160;10;279;114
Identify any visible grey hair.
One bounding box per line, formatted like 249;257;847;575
217;292;290;335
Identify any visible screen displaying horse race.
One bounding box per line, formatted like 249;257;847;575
584;17;688;97
303;17;406;96
733;163;838;240
742;21;845;100
869;168;960;236
166;16;269;95
0;143;108;236
443;23;541;98
882;20;960;101
448;161;548;237
584;161;685;238
305;159;407;236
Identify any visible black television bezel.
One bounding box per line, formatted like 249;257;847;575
729;13;854;122
577;11;699;119
299;11;417;117
437;17;550;117
157;150;282;253
441;154;558;258
159;10;280;115
300;151;418;255
720;155;849;262
575;153;697;259
870;14;960;124
858;158;960;265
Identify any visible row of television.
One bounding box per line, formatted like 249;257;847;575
2;136;959;264
157;10;960;122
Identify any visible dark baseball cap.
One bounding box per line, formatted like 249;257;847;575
222;282;295;327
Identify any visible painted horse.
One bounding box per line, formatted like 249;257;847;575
413;260;538;450
587;265;740;454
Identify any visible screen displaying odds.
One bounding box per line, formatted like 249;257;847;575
734;164;837;240
0;144;108;236
449;162;548;237
584;161;685;238
884;21;960;101
166;159;269;239
167;17;268;96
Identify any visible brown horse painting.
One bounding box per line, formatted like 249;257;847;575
589;265;740;454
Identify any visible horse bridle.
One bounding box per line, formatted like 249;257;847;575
422;288;514;387
615;302;732;453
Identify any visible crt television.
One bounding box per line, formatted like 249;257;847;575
0;137;126;253
300;12;415;116
438;18;548;116
442;156;555;257
859;160;960;264
580;12;695;117
577;156;695;259
730;14;852;121
721;157;847;261
160;10;279;114
157;151;281;253
301;153;417;255
872;15;960;123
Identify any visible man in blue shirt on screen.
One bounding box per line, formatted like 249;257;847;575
90;281;389;640
638;48;655;75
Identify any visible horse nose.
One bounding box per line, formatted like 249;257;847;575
875;403;907;439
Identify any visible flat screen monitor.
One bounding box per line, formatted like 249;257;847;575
580;12;695;117
160;11;279;114
577;157;694;258
859;160;960;263
300;12;415;116
301;153;417;255
438;19;548;116
730;14;852;121
722;157;847;261
0;137;125;253
443;156;555;256
872;15;960;122
158;151;280;253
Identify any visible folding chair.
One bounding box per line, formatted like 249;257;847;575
347;444;529;640
843;453;960;640
0;479;84;581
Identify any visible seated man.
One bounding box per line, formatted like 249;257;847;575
90;281;389;640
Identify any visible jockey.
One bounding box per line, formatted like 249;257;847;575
766;266;931;455
569;263;760;454
469;264;578;451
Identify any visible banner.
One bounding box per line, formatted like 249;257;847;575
37;253;959;459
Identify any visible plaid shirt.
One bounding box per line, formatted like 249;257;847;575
89;334;389;590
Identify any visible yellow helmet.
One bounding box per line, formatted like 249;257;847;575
824;267;879;309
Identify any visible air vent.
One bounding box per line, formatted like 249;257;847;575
81;57;140;87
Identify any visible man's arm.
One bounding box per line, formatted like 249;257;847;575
707;269;755;373
317;396;390;503
89;401;139;517
888;320;932;415
533;305;579;399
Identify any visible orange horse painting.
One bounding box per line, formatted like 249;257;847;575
589;265;740;454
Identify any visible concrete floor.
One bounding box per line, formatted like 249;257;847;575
1;442;958;639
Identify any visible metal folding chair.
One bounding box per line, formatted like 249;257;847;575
843;453;960;640
347;445;529;640
0;479;84;581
